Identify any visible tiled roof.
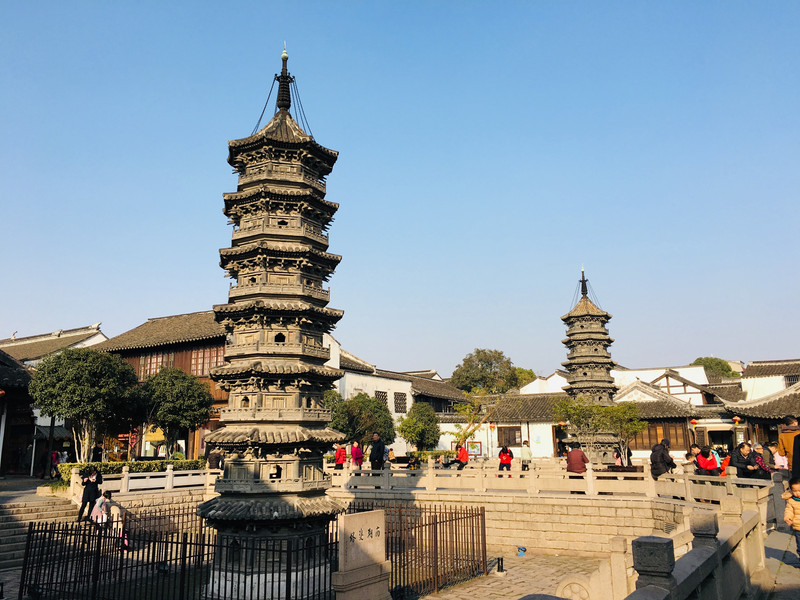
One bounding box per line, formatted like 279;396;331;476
721;383;800;419
204;426;345;445
340;355;374;373
94;311;224;353
374;369;466;402
561;296;611;320
706;382;747;403
211;363;343;379
400;370;441;380
742;359;800;379
0;348;31;388
0;325;104;362
615;381;702;418
489;393;568;423
198;495;344;522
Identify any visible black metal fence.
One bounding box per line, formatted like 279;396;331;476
347;500;487;598
18;502;486;600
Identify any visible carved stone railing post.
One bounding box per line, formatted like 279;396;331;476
120;465;130;494
683;471;694;503
690;510;720;550
527;465;539;495
643;471;657;498
772;471;787;531
70;467;81;502
165;464;174;490
609;536;630;600
586;462;596;496
631;536;675;591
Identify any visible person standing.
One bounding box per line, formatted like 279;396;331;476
649;439;676;480
520;440;532;471
77;467;103;522
498;446;513;477
334;444;347;470
778;416;800;471
350;441;363;469
91;442;104;463
369;432;385;471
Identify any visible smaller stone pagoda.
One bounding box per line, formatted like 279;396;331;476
561;269;617;403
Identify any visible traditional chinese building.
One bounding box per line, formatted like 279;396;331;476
198;49;346;546
560;269;617;403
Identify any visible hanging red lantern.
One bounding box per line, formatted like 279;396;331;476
732;416;741;424
489;423;495;430
557;421;567;427
0;388;5;398
690;419;698;426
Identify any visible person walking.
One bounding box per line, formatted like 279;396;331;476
649;439;676;480
350;441;363;469
334;444;347;470
369;432;385;471
520;440;532;472
778;416;800;471
77;467;103;522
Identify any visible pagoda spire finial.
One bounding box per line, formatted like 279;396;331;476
580;266;588;298
276;43;293;111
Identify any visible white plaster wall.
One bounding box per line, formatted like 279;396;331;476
741;376;786;401
611;365;709;387
439;421;555;458
520;372;567;394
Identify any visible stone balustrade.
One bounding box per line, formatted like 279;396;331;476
69;467;223;502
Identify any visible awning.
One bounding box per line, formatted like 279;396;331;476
34;425;73;440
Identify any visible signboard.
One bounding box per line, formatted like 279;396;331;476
338;510;386;572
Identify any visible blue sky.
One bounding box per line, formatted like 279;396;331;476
2;2;798;377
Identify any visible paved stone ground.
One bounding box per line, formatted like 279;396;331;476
765;529;800;600
420;554;602;600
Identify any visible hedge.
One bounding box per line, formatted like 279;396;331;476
56;458;207;484
409;450;455;461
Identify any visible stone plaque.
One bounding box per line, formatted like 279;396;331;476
338;510;386;572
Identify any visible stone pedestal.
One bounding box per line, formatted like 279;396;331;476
332;510;392;600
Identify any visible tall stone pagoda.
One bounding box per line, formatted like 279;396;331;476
198;48;346;542
561;269;617;403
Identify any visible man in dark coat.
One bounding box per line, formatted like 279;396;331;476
369;432;385;471
730;442;760;478
650;439;676;480
77;467;103;522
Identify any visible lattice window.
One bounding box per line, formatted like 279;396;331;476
786;375;799;388
139;352;174;379
394;392;407;414
375;391;388;406
497;426;521;447
190;346;225;376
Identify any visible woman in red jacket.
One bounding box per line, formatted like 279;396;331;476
696;446;720;476
498;446;513;477
334;444;347;470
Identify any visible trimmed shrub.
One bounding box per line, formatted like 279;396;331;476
409;450;455;462
57;458;207;483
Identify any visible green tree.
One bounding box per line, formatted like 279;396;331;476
691;357;740;379
450;349;518;394
29;348;141;462
452;395;494;446
328;393;395;448
515;367;537;389
552;397;605;460
398;402;441;450
599;403;648;466
142;368;214;460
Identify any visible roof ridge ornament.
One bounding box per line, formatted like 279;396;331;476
275;43;293;111
580;267;588;298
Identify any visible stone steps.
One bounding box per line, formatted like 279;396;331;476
0;498;78;570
